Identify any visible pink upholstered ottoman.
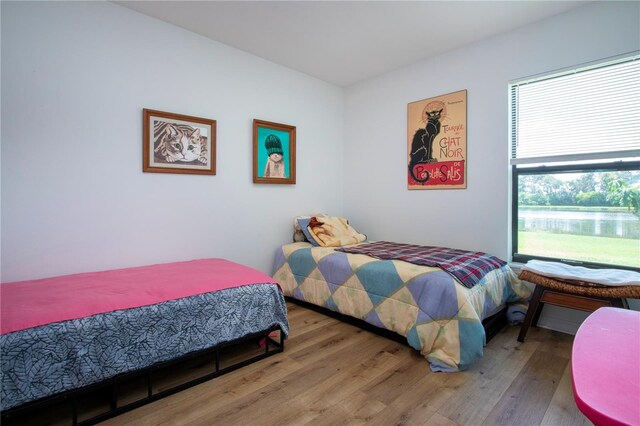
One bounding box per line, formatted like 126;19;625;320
572;307;640;426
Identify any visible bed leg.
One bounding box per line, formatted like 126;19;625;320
215;349;220;373
111;380;118;410
72;398;78;426
147;370;153;398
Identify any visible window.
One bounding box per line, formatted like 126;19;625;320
510;55;640;271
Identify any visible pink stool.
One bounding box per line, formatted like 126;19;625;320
572;307;640;426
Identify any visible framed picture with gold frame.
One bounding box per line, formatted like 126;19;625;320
253;119;296;184
143;109;216;175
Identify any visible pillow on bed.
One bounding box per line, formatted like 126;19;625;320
293;214;326;245
297;217;321;246
307;216;366;247
293;219;306;242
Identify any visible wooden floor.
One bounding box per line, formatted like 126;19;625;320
98;302;591;426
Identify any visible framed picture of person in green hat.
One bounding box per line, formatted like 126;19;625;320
253;119;296;184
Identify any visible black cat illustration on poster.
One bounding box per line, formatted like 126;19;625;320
407;90;467;190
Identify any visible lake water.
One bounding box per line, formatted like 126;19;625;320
518;209;640;239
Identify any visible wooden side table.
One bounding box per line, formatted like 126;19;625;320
516;269;638;343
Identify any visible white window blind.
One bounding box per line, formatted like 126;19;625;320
510;55;640;165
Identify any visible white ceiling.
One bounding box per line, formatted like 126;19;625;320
116;1;589;87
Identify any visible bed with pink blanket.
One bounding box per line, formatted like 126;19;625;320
0;259;289;417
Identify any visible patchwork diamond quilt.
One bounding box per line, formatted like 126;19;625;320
273;242;530;371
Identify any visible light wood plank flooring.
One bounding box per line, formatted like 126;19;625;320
99;302;591;426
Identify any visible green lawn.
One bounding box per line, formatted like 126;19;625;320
518;231;640;267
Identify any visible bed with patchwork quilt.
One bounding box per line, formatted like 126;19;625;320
273;240;530;372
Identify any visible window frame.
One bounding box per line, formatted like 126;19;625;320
511;160;640;272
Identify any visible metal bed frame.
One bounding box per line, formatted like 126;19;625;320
1;324;284;425
286;296;508;345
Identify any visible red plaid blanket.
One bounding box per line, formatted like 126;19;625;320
336;241;506;289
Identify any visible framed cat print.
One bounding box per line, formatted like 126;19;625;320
253;119;296;185
407;89;467;190
143;109;216;175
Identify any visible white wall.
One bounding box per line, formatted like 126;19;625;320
343;1;640;258
1;1;344;281
2;1;638;331
343;1;640;329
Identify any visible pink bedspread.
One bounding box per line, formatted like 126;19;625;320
1;259;277;335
